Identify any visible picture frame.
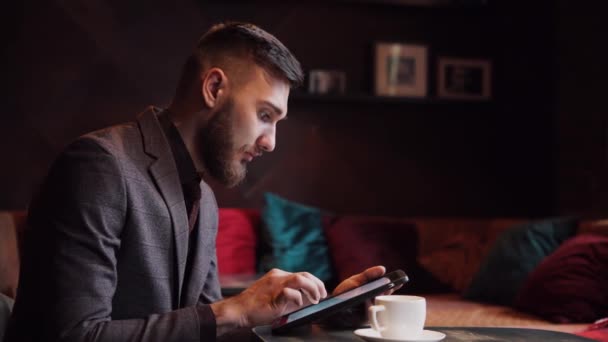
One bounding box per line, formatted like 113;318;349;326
375;43;428;98
308;69;346;95
437;57;492;100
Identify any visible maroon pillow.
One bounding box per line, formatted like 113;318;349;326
323;216;448;294
216;208;260;275
515;234;608;323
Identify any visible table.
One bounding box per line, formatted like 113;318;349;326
252;325;596;342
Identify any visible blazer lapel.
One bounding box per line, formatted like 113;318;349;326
137;106;189;308
181;181;217;306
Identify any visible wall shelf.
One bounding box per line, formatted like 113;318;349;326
289;92;493;106
339;0;489;8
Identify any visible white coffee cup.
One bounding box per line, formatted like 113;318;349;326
368;295;426;339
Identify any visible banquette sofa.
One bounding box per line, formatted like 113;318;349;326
1;192;607;341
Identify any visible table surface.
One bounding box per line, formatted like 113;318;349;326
252;325;596;342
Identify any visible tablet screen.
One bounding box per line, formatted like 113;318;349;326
285;276;391;323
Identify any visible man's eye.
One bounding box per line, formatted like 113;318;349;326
259;112;271;122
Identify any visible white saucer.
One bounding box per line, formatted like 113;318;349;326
354;328;446;342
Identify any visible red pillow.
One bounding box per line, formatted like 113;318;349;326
323;216;448;294
577;318;608;342
515;234;608;323
216;208;260;275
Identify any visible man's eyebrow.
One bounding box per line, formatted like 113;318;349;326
260;100;288;120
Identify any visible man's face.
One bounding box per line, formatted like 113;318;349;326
198;65;290;187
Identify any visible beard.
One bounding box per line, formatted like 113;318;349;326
198;98;247;188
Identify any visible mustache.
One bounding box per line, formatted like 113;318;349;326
243;146;264;157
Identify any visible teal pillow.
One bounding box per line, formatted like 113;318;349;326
259;193;334;284
463;217;578;306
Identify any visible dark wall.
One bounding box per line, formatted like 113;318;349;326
555;2;608;217
2;1;561;217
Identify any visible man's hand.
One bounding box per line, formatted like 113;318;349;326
210;269;327;334
317;265;400;329
332;265;401;296
210;266;399;336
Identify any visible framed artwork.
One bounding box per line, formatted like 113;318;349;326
308;69;346;95
375;43;428;98
437;57;492;100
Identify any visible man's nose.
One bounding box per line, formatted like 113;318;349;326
258;129;276;153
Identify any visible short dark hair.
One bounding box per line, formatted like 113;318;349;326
176;22;303;96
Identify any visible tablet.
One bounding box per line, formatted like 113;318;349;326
271;269;408;335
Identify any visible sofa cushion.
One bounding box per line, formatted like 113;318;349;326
578;219;608;236
216;208;260;275
0;211;26;298
514;234;608;323
259;193;333;283
419;232;488;293
577;329;608;342
576;318;608;342
417;219;523;293
424;293;586;332
464;217;578;305
323;216;448;294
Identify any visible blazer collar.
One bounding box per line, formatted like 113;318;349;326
137;106;171;160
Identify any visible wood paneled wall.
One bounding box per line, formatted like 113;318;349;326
554;1;608;217
2;1;578;217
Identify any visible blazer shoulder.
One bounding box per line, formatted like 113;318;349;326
78;121;142;158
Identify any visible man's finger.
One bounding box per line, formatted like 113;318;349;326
278;287;304;308
298;272;328;298
363;265;386;279
299;289;319;304
267;268;290;278
332;265;387;295
284;274;322;303
350;266;386;284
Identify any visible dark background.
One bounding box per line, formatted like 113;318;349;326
2;0;607;218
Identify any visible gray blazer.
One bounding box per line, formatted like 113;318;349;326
0;293;13;341
6;108;222;341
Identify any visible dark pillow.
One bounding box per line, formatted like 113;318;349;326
216;208;260;275
463;217;578;305
323;216;449;294
259;193;334;283
515;234;608;323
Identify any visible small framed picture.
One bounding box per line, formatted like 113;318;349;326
375;43;428;98
437;58;492;100
308;69;346;95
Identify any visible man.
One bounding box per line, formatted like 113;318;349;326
6;22;389;341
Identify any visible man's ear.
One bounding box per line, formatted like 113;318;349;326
201;68;227;109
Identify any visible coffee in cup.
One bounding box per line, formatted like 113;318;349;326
368;295;426;339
